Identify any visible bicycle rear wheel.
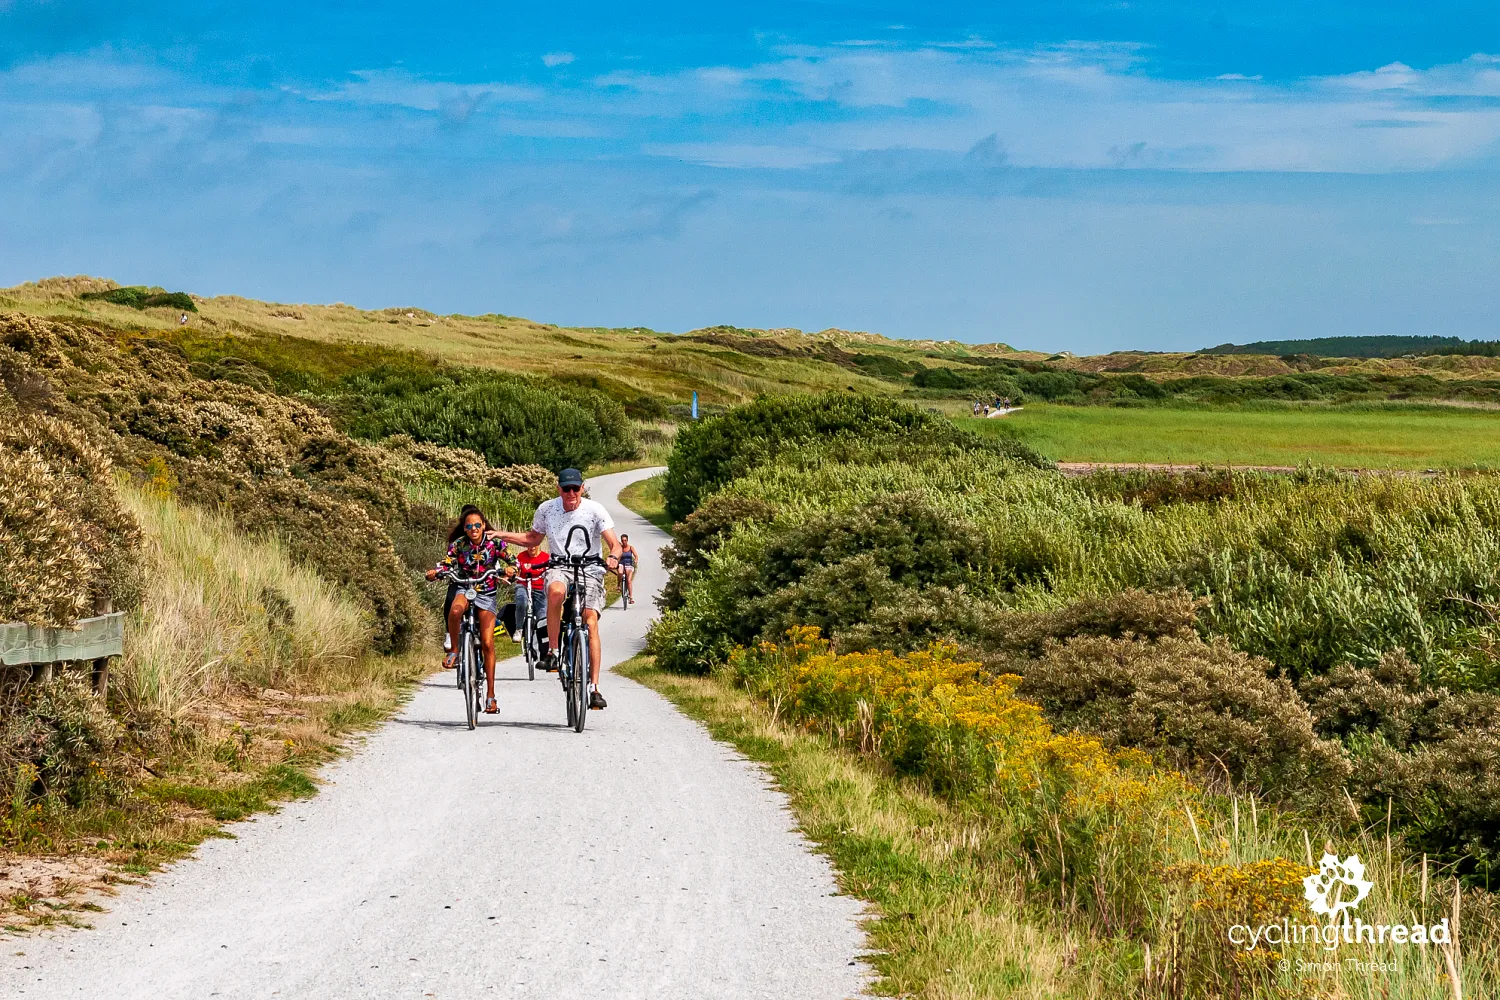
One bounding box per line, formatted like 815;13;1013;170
570;625;587;733
463;635;478;731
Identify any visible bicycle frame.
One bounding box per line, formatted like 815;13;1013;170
557;525;605;733
517;582;541;680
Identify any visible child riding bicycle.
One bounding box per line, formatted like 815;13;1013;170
512;542;550;657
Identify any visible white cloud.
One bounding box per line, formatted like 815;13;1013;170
642;142;840;169
4;39;1500;183
307;69;540;111
542;52;576;68
587;42;1500;174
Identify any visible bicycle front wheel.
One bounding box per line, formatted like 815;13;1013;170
570;626;587;733
524;618;536;681
563;646;577;729
463;636;478;731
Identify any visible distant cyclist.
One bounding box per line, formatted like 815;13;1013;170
617;534;638;604
493;469;621;710
426;505;513;715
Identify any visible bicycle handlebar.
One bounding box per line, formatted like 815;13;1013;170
436;567;504;586
559;525;616;567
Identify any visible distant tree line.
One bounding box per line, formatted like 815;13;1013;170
1201;335;1500;359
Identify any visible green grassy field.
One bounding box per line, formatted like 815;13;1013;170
962;403;1500;469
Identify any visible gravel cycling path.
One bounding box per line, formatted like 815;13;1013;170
3;468;868;1000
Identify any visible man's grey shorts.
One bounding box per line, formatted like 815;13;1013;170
543;566;606;613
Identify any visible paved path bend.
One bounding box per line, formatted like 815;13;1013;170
4;468;868;1000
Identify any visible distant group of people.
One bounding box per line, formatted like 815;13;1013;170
972;396;1013;417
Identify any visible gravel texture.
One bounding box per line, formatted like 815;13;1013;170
2;468;868;999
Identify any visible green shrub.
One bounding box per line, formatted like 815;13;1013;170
1300;652;1500;871
80;286;196;312
984;588;1206;656
1075;468;1246;511
644;605;736;676
662;392;1045;521
1018;634;1350;797
0;395;142;626
1353;727;1500;875
378;433;491;487
624;394;669;420
658;494;776;610
0;676;128;824
346;370;631;471
174;463;420;655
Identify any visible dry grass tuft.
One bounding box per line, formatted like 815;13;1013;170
116;480;370;718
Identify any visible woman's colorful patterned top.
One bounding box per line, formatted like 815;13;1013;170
435;535;513;594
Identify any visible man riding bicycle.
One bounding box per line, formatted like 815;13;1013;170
493;468;621;710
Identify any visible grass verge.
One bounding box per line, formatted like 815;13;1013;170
616;655;1117;999
617;473;671;532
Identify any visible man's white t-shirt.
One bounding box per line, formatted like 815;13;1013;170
532;496;615;561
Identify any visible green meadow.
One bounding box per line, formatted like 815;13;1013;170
961;403;1500;469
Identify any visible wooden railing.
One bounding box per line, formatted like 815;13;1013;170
0;599;123;696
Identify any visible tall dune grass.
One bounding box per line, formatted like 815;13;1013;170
716;454;1500;686
117;481;371;716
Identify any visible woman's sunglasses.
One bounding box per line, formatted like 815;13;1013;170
464;521;485;531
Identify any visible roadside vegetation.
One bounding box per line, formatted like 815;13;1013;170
0;307;627;929
617;474;671;533
642;391;1500;998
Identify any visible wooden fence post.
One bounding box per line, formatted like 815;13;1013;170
91;596;112;698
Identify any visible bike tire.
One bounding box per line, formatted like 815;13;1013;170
525;617;536;681
563;642;577;729
463;635;478;731
571;625;587;733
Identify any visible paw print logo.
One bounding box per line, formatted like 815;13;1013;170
1303;852;1373;921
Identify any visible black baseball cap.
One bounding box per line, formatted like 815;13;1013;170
558;468;585;488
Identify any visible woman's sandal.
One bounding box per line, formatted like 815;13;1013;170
443;650;458;670
484;697;499;714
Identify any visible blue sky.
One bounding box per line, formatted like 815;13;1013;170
2;2;1498;352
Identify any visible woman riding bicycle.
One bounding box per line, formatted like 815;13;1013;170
617;533;638;604
426;505;513;714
